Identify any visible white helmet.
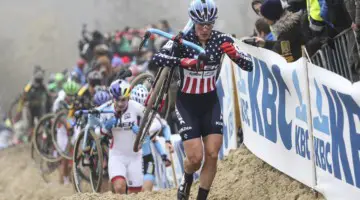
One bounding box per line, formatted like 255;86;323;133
130;84;149;105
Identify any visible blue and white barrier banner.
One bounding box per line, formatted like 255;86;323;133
216;55;238;159
233;41;315;188
308;63;360;200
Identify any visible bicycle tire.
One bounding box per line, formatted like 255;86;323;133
51;110;73;160
72;129;90;192
133;67;170;152
72;128;103;193
33;113;62;162
88;129;103;193
130;72;154;90
7;96;21;124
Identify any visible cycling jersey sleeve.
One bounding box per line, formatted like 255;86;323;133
52;90;66;112
219;34;253;72
151;40;181;68
161;120;171;142
153;138;166;156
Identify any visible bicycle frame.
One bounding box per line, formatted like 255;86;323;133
75;108;113;154
134;27;208;146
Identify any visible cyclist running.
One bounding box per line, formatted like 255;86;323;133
76;70;104;110
130;84;174;191
48;73;66;102
52;80;81;184
16;66;51;143
99;80;162;194
151;1;253;199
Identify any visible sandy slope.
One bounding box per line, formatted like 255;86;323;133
0;144;324;200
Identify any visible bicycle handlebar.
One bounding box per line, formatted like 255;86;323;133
147;28;206;54
75;109;114;117
139;28;208;71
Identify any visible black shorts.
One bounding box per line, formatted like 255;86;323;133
143;154;155;175
29;106;44;127
175;90;223;141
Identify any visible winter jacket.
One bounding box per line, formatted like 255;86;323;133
264;11;304;62
344;0;360;25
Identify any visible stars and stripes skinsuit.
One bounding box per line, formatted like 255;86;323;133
151;28;253;141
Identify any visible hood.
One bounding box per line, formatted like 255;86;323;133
272;10;303;36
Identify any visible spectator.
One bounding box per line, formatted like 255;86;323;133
72;59;87;85
281;0;306;12
114;27;132;55
255;18;276;41
345;0;360;43
256;0;304;62
93;44;112;80
252;0;264;16
111;53;123;68
159;19;173;34
345;0;360;80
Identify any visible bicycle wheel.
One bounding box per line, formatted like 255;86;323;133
130;71;173;120
51;110;74;160
73;128;103;193
33;113;62;162
133;67;171;152
130;72;154;90
8;96;21;124
73;129;92;192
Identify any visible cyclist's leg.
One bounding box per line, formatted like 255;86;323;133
57;125;70;184
142;154;155;192
176;99;202;200
109;154;127;194
126;155;143;194
175;100;202;173
197;99;223;198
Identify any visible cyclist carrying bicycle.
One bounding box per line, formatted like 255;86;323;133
151;1;253;199
76;71;105;110
99;79;162;194
52;80;81;184
130;84;174;191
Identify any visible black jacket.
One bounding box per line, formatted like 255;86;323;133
265;10;304;62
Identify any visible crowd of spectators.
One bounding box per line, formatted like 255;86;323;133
248;0;360;79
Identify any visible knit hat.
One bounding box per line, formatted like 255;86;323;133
260;0;284;21
251;0;264;14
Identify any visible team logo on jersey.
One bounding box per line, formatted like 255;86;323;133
124;113;131;120
116;121;135;129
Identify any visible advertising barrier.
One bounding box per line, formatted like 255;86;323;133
216;55;238;159
308;63;360;200
232;42;315;188
232;39;360;199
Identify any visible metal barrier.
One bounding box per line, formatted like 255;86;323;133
310;28;359;82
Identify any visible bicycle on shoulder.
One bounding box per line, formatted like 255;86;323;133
133;25;208;152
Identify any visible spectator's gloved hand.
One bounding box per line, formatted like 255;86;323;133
351;23;360;31
132;125;140;135
254;37;265;47
161;154;172;167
